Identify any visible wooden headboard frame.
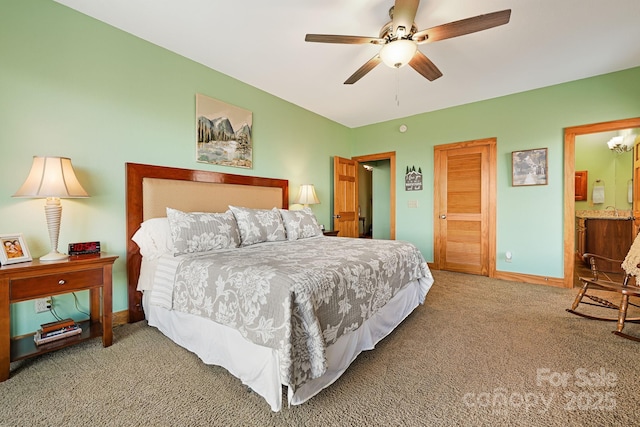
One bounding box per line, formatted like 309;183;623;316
125;163;289;323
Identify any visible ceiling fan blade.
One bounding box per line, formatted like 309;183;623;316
413;9;511;43
344;55;382;84
392;0;420;36
409;51;443;81
305;34;384;45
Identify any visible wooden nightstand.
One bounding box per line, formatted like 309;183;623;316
0;253;118;381
323;230;340;236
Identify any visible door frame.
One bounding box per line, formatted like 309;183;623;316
352;151;396;239
433;138;497;276
563;117;640;288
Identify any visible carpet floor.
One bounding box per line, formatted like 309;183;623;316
2;270;639;426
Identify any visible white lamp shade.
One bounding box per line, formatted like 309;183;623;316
379;39;418;68
294;184;320;205
13;156;88;261
13;156;89;198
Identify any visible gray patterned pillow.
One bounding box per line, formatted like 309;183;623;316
166;207;240;255
280;208;322;241
229;206;287;246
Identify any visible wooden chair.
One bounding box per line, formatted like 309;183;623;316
567;233;640;341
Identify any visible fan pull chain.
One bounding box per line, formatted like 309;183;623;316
395;68;400;107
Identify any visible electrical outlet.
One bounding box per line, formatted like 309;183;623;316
35;297;52;313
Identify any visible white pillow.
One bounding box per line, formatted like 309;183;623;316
166;207;241;255
131;217;173;260
280;208;323;240
229;206;287;246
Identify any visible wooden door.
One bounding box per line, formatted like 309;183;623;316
434;139;496;276
333;156;359;237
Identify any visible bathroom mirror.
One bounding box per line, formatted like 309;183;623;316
575;128;638;211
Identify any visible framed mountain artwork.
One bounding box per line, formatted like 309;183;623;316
196;93;253;169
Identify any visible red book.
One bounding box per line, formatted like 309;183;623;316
39;325;80;339
40;318;75;334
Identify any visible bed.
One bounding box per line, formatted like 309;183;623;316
125;162;434;411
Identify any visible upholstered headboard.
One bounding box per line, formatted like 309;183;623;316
125;163;289;322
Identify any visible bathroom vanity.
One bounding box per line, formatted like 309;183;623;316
576;211;634;272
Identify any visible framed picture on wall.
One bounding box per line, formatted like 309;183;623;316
0;233;32;265
195;93;253;169
512;148;548;186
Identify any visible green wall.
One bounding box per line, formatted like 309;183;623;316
0;0;350;336
351;67;640;276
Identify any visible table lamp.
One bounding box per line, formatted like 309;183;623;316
13;156;89;261
294;184;320;208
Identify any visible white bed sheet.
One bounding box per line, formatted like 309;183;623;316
143;275;432;411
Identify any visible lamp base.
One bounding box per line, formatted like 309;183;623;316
39;250;68;262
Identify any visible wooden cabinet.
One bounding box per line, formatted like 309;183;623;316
583;219;633;272
0;253;118;381
575;171;588;201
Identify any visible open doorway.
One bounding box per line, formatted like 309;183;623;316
359;160;392;239
352;151;396;240
358;163;373;238
563;117;640;288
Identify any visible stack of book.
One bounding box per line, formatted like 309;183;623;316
34;318;82;346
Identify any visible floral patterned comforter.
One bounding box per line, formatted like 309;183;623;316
170;236;432;391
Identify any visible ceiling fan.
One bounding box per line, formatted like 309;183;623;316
305;0;511;84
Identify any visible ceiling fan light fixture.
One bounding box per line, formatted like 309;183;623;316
379;39;417;69
305;5;511;84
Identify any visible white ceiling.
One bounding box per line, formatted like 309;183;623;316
54;0;640;128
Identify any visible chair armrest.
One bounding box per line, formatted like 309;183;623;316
581;253;625;281
582;253;624;265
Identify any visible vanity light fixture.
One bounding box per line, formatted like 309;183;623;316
607;129;637;154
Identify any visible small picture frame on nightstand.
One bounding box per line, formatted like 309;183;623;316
0;233;32;265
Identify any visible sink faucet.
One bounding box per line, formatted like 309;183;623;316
605;206;618;217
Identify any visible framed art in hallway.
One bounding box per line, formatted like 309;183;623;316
0;233;31;265
196;93;253;169
512;148;548;186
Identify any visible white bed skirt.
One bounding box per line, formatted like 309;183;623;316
143;276;432;412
